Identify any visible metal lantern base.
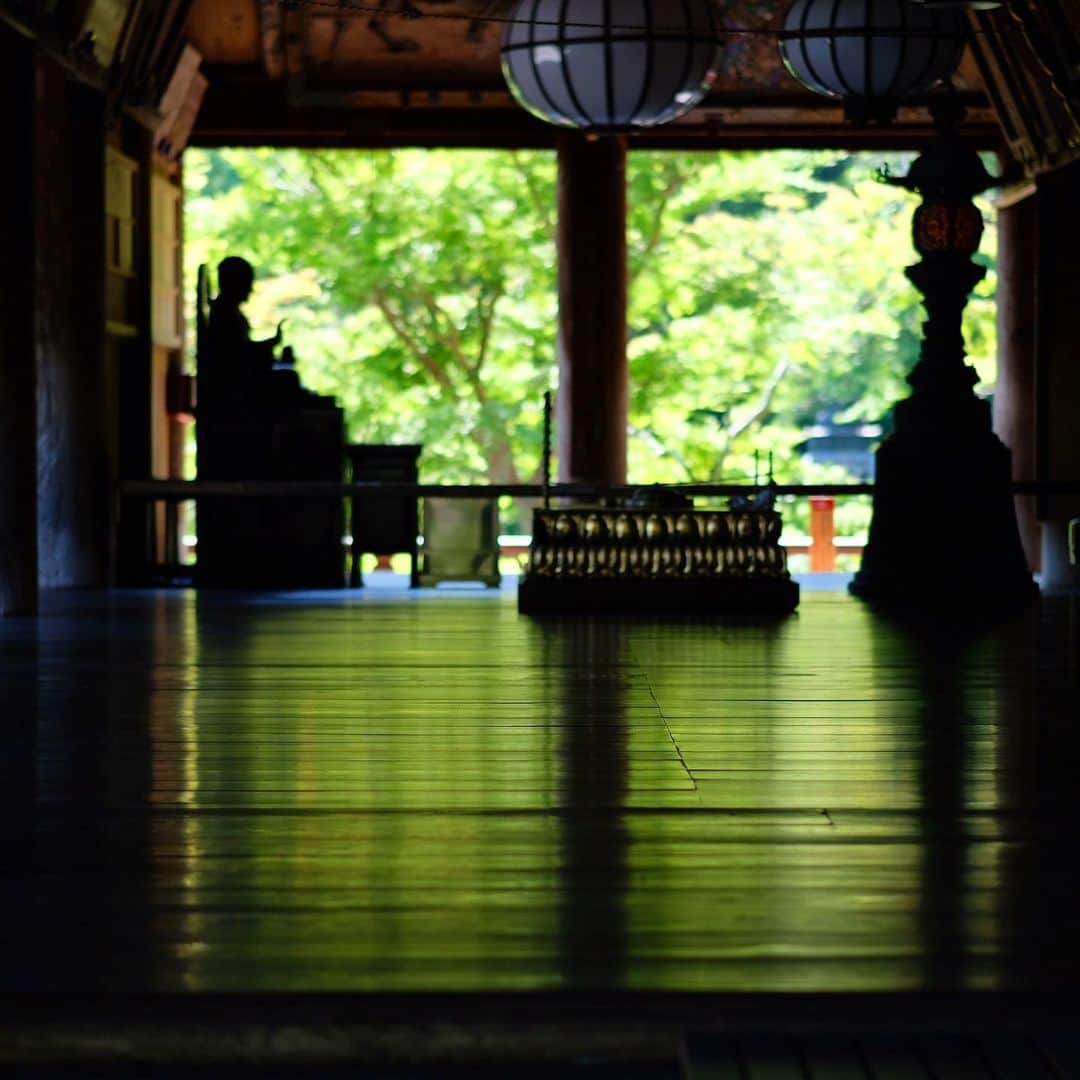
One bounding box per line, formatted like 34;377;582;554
850;395;1036;612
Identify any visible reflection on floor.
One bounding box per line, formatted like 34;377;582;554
2;587;1079;1061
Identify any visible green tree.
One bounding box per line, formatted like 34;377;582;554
185;146;997;502
625;149;996;484
186;148;558;487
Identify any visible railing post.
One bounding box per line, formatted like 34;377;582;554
809;496;836;572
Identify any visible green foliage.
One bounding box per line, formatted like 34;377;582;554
186;149;558;489
624;149;996;485
185;145;998;524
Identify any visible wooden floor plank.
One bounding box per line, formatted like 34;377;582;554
799;1035;867;1079
857;1036;929;1079
1036;1033;1080;1078
737;1035;804;1078
917;1034;992;1079
977;1034;1059;1079
1;588;1078;999
680;1034;744;1079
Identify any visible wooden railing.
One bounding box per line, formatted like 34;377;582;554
120;480;879;500
117;479;1079;582
120;479;1077;499
777;496;865;572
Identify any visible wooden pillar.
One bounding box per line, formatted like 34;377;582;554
35;61;110;591
556;136;628;487
112;123;157;585
0;25;38;615
1036;160;1080;588
992;188;1040;572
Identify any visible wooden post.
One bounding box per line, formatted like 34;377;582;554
113;122;157;586
556;136;628;488
0;26;39;615
809;496;836;573
1035;159;1080;588
35;62;111;591
993;186;1040;573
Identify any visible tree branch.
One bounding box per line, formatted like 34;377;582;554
628;164;685;290
728;358;791;442
510;150;555;234
377;288;510;483
418;288;473;376
373;289;456;394
627;424;696;483
474;284;504;380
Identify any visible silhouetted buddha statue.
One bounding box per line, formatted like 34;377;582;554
195;255;346;587
201;256;282;408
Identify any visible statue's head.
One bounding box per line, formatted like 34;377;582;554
217;256;255;302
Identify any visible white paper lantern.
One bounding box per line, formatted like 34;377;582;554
501;0;719;132
780;0;966;122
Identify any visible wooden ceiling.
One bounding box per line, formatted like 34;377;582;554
2;1;1075;165
184;0;1000;149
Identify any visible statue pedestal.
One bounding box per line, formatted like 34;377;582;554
197;405;345;589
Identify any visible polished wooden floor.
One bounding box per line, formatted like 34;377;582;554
2;584;1079;1012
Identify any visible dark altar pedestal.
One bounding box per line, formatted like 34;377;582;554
197;406;345;588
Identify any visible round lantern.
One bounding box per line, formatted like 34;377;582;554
501;0;719;132
779;0;967;123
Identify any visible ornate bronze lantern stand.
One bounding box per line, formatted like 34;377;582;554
851;99;1035;609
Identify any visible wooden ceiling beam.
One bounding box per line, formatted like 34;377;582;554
192;89;1001;153
197;64;992;112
